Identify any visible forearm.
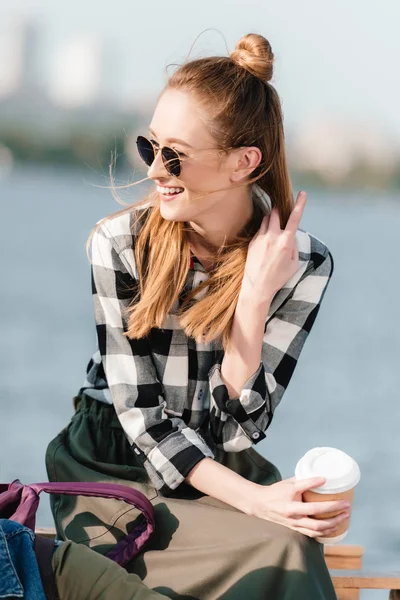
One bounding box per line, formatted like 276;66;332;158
220;289;273;399
185;457;258;514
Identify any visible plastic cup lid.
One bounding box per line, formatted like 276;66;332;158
295;447;361;493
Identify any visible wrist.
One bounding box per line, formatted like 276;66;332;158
245;482;274;519
238;286;275;314
239;481;265;516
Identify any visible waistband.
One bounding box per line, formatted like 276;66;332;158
73;393;122;430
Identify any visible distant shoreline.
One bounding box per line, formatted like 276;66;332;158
1;122;399;191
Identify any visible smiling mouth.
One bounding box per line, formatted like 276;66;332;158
156;185;185;200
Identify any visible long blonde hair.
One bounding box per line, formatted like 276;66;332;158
91;33;294;349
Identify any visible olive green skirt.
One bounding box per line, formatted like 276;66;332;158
46;394;337;600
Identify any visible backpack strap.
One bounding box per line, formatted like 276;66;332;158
19;482;155;567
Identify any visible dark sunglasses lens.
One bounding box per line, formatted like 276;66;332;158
162;147;181;177
136;136;155;166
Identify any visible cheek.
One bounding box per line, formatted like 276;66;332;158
159;188;217;222
181;160;227;193
158;159;230;221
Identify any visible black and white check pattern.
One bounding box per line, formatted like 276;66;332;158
80;198;334;494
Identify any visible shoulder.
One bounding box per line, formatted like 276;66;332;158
296;228;334;276
89;201;153;277
296;228;331;260
272;229;333;308
95;201;153;253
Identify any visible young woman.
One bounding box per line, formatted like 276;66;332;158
46;33;346;599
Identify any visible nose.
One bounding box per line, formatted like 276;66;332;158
147;148;169;180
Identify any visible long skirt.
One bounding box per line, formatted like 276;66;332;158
45;394;337;600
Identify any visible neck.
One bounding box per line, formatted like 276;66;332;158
188;185;254;249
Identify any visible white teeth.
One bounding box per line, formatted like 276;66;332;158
157;185;184;195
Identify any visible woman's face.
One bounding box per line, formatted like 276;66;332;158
146;88;241;223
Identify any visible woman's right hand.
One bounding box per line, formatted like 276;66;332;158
248;476;351;538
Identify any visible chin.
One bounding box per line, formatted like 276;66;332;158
159;197;195;222
159;204;186;222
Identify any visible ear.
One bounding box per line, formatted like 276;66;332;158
229;146;262;183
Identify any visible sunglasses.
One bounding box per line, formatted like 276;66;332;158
136;135;182;177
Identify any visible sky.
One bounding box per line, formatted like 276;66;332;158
1;0;400;138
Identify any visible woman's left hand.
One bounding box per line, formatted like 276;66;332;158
241;191;307;302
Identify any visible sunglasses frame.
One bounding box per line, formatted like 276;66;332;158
136;135;182;177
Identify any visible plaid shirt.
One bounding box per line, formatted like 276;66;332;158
79;199;334;494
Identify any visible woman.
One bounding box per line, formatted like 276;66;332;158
46;33;347;599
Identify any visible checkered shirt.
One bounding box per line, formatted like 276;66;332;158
79;202;334;494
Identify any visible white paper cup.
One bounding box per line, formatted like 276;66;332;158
295;447;360;544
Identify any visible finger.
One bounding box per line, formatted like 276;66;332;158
295;526;338;539
267;207;281;233
285;191;307;236
252;216;269;241
294;501;351;517
294;477;326;494
293;512;349;533
259;215;270;234
293;527;324;539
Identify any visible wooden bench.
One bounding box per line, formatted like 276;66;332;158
324;544;400;599
37;529;400;599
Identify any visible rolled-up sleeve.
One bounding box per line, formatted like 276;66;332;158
208;242;334;452
90;223;214;494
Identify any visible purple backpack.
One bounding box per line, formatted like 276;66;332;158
0;479;155;566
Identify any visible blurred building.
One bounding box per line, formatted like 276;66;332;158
48;33;119;109
48;34;101;108
0;17;45;99
288;118;399;184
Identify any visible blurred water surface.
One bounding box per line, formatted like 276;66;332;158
1;165;399;598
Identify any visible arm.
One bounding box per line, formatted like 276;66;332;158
186;457;351;540
207;232;334;451
90;221;214;495
220;291;274;400
185;240;342;539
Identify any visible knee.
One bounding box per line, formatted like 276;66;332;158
277;524;312;547
274;524;325;566
261;521;320;554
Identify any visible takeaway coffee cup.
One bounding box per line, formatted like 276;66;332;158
295;447;360;544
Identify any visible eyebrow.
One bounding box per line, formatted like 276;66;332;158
148;127;194;149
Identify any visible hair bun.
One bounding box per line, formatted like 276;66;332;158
230;33;274;83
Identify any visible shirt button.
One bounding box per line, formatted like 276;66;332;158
134;448;141;455
252;432;260;440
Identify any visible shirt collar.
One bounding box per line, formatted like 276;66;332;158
189;251;206;272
